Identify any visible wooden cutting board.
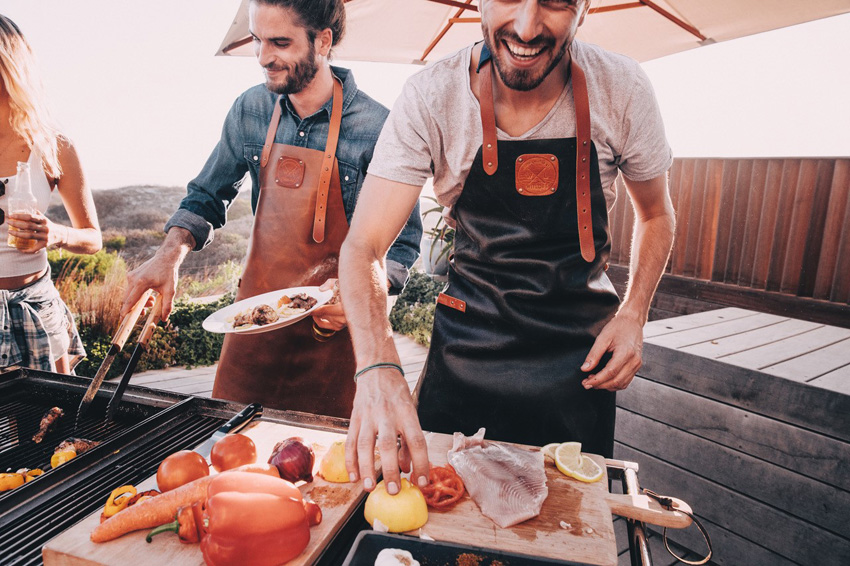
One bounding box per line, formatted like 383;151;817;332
418;432;617;566
42;420;367;566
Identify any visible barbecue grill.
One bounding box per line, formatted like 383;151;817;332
0;367;356;566
0;367;663;566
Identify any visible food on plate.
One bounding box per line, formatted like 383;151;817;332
447;428;548;528
210;433;257;472
0;472;25;492
102;485;137;519
55;437;100;455
421;465;465;509
51;449;77;468
230;292;319;329
32;406;64;443
147;472;323;566
363;478;429;533
268;437;314;483
156;450;210;492
374;548;421;566
318;440;349;483
91;463;279;542
554;442;603;483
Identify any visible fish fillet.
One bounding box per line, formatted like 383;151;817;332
447;428;548;528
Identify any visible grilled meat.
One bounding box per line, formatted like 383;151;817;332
55;438;100;455
251;304;279;325
289;293;317;310
32;407;64;443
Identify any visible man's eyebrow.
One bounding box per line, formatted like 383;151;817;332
249;29;293;42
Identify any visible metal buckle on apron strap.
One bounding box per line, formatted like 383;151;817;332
437;292;466;312
643;489;713;566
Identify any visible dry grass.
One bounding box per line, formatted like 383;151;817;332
54;256;128;337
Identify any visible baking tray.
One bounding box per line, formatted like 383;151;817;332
342;531;598;566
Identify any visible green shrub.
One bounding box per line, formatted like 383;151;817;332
389;269;444;346
104;234;126;251
49;249;123;284
168;294;233;368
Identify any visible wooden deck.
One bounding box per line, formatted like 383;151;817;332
130;333;429;397
616;308;850;566
643;307;850;392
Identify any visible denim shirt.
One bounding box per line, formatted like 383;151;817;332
165;66;421;291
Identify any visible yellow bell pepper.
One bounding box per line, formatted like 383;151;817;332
103;485;138;518
51;449;77;468
0;473;25;491
23;469;44;482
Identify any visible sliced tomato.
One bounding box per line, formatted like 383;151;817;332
421;465;465;509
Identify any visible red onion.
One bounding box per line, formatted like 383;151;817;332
268;437;314;483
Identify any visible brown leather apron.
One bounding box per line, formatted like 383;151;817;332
213;78;357;418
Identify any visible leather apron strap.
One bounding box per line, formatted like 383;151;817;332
478;51;595;262
259;77;344;243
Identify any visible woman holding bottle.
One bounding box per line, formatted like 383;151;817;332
0;14;101;373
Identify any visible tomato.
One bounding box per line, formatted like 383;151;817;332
210;434;257;472
157;450;210;492
421;465;465;509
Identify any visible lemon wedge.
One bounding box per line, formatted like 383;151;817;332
554;443;603;483
541;443;560;460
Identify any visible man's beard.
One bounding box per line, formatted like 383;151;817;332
482;26;568;92
264;41;319;95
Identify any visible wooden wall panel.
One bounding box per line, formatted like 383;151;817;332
608;157;850;309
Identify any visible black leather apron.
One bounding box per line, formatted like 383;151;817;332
416;49;620;457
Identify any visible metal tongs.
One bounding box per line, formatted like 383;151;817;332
106;293;164;420
73;290;153;428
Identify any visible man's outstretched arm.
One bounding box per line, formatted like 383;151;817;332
339;174;430;496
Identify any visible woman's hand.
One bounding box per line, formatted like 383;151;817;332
6;212;67;252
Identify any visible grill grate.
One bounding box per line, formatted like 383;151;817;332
0;389;158;506
0;412;223;566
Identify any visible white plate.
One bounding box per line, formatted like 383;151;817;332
202;286;333;335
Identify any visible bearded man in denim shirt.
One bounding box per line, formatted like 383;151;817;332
121;0;421;417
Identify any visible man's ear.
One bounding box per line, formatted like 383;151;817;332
316;27;333;57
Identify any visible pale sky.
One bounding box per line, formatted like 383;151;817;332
3;1;850;190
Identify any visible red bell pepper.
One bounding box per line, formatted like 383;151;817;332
147;471;321;566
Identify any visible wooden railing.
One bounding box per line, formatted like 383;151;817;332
609;157;850;323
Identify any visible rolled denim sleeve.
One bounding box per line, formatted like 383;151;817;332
164;96;249;251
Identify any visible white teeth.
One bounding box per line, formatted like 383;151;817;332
506;41;543;58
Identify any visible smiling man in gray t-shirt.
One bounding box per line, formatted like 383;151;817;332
339;0;676;497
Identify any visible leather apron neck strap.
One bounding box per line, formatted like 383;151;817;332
478;50;596;262
259;76;345;243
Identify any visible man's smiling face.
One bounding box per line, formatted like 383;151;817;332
480;0;589;91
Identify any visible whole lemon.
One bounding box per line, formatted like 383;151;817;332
363;479;429;533
319;441;349;483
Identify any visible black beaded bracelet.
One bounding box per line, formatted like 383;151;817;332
353;362;404;383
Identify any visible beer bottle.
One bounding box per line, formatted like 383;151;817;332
7;161;40;252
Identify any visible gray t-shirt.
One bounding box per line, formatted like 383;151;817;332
368;40;673;214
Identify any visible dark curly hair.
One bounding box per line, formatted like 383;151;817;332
251;0;346;46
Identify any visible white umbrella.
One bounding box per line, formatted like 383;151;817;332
216;0;850;63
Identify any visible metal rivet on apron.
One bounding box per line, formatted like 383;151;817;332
582;157;586;162
325;167;329;171
551;187;556;191
487;144;492;149
518;188;523;192
583;141;587;145
550;156;555;161
344;176;350;181
327;154;332;158
518;157;523;162
275;178;279;182
279;156;283;161
298;160;303;164
488;162;493;167
299;131;305;137
295;183;300;187
253;156;258;161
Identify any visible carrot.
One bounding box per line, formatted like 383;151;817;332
90;463;278;542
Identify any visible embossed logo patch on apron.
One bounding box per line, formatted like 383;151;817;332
275;156;306;188
515;154;558;196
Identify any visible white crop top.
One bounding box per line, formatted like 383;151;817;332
0;150;54;278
